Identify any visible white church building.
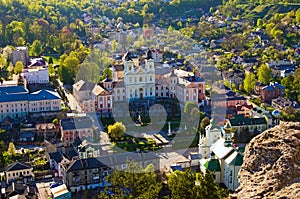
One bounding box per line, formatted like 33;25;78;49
199;120;244;191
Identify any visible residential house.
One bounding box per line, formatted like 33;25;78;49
12;47;29;66
18;129;35;142
259;82;284;103
250;106;276;128
5;162;34;184
60;152;159;192
242;58;258;67
272;97;300;111
76;140;101;159
266;60;296;78
48;151;63;171
3;182;37;199
146;49;163;63
211;91;247;108
228;115;267;134
22;67;49;84
73;80;96;112
60;116;94;146
93;76;113;113
35;123;60;138
234;103;253;118
222;70;244;89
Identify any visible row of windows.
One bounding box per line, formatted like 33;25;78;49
7;170;30;177
0;108;27;113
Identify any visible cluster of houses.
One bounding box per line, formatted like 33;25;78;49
1;42;299;198
73;49;207;115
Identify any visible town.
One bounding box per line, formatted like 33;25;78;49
0;0;300;199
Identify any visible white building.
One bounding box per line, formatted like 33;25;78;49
199;121;244;191
0;86;61;122
123;52;156;100
5;162;34;184
28;90;61;112
23;67;49;84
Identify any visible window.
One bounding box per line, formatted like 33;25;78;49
139;77;142;82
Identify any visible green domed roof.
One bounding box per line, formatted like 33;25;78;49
204;159;221;172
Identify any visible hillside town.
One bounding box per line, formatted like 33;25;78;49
0;0;300;199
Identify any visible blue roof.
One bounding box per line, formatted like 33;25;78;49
263;85;275;91
0;86;28;94
170;165;183;171
0;88;60;102
0;93;28;102
28;90;61;101
273;83;284;90
0;86;29;102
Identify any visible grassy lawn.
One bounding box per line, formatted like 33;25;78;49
114;139;162;152
43;55;60;65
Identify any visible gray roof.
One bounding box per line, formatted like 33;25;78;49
61;117;94;130
49;152;63;163
73;80;96;92
6;162;31;172
66;152;158;172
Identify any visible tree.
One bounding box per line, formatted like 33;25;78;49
14;61;24;74
168;170;227;199
59;55;80;84
257;64;272;85
52;118;59;125
99;160;162;198
200;117;210;131
184;102;197;116
101;68;113;80
32;40;43;56
108;122;126;140
75;62;101;83
7;142;16;156
243;73;256;94
257;18;263;28
111;40;117;52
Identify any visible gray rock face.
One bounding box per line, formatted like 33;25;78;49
232;122;300;199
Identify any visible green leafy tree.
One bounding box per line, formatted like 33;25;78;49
75;62;101;83
111;40;118;52
108;122;126;140
32;40;43;56
101;68;113;80
52;118;59;125
243;73;256;94
59;55;80;84
257;18;263;27
7;142;16;156
200;117;210;131
99;160;162;198
184;102;197;116
168;170;227;199
257;64;272;85
14;61;24;74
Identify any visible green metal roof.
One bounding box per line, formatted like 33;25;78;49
204;159;221;172
229;115;266;126
230;153;243;166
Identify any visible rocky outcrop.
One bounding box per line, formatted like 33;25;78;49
232;122;300;199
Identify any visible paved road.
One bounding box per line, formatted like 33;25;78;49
57;79;82;112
